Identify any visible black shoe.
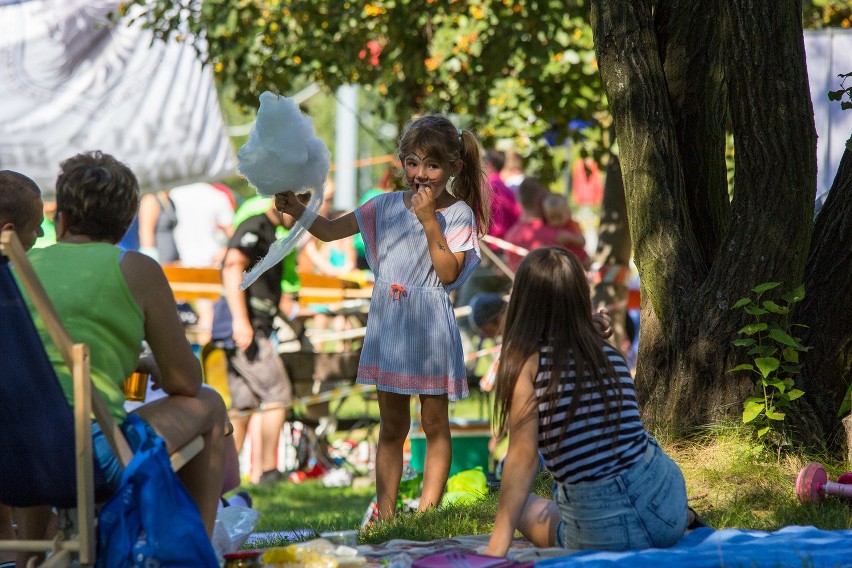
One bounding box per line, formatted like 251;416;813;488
258;469;285;486
688;507;710;530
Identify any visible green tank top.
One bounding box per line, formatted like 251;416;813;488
21;243;145;424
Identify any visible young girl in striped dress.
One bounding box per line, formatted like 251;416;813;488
275;114;490;521
484;247;691;556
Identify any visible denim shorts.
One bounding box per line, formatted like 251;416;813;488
554;437;688;551
92;416;157;501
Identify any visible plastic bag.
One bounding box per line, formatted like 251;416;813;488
212;505;262;562
96;414;218;567
441;467;488;507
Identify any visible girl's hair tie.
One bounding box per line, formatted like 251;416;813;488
457;128;463;141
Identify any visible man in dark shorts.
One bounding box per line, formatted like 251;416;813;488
220;202;295;485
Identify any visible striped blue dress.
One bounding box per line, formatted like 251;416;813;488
354;191;480;400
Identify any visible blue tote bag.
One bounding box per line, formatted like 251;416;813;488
96;414;218;567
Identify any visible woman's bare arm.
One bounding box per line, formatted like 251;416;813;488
121;252;202;396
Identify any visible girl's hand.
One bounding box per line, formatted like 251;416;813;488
274;191;309;219
411;186;437;225
593;308;613;338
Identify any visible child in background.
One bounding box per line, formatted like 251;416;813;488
276;114;490;521
540;193;592;270
484;247;692;557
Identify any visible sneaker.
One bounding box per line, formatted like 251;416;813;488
225;490;253;509
258;469;286;486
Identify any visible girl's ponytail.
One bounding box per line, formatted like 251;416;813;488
456;130;491;236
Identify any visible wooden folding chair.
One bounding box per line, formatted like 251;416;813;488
0;231;203;567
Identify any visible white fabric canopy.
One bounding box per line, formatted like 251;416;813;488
0;0;235;198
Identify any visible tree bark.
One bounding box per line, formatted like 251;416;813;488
590;0;818;436
656;0;730;270
792;145;852;447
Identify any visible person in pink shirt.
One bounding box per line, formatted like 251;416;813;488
484;149;520;247
504;178;588;272
541;193;591;270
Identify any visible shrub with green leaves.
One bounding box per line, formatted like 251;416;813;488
728;282;809;439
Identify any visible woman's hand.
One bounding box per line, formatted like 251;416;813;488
274;191;310;219
136;352;163;392
411;186;437;225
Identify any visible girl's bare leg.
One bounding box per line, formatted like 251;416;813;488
418;394;451;510
517;494;560;548
374;391;411;520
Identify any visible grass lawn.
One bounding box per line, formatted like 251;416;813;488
238;392;852;547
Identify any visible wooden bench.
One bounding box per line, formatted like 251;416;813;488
161;265;373;308
297;272;373;306
161;265;222;303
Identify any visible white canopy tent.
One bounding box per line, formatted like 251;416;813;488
0;0;235;198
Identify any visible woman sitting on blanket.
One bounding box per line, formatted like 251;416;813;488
484;247;691;556
17;151;227;559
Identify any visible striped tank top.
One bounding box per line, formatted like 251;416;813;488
535;343;648;484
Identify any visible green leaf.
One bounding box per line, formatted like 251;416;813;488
762;300;789;315
732;297;752;309
787;389;804;401
782;348;799;363
781;285;805;304
732;338;756;347
755;357;780;378
739;323;768;335
748;346;777;358
766;410;786;421
768;328;804;349
745;306;768;316
727;364;755;373
743;400;765;423
752;282;781;294
757;425;771;438
838;383;852;417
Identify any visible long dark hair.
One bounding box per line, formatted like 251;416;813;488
494;247;619;442
397;114;491;235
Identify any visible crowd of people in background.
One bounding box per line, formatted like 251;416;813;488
0;128;655;564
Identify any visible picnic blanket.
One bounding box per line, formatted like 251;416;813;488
354;535;571;567
248;526;852;567
536;526;852;567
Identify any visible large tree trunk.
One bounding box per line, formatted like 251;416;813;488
792;145;852;447
589;0;818;437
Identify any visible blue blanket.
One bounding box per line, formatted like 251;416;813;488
535;526;852;567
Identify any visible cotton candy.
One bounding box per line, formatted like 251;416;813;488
236;91;330;289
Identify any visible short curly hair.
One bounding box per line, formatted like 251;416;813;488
56;151;139;243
